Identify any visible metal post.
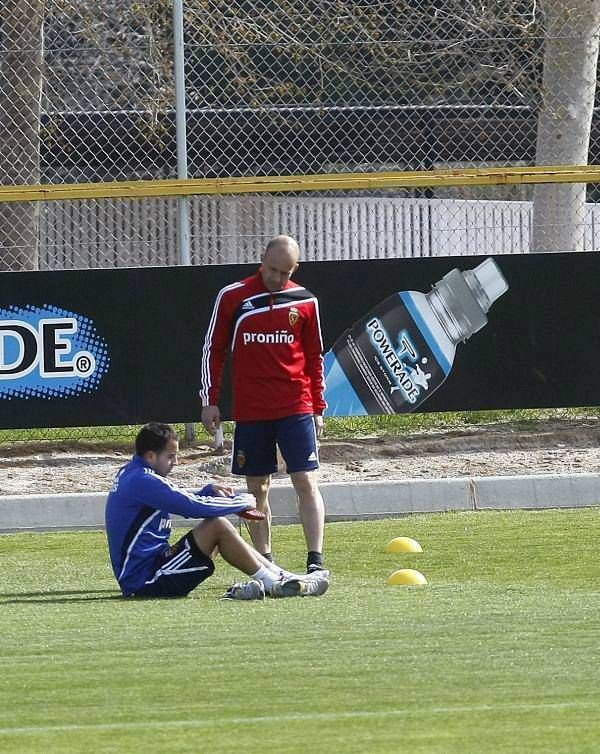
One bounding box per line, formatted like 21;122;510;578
173;0;191;266
173;0;196;442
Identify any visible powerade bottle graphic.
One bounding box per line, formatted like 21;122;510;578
323;258;509;416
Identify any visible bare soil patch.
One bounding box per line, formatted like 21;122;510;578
2;418;599;497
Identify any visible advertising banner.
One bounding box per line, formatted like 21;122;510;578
1;251;600;428
0;269;138;429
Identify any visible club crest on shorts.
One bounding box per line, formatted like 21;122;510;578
289;307;299;327
236;449;246;468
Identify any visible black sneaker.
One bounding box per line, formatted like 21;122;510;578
307;563;328;576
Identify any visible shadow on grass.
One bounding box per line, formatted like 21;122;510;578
0;588;123;604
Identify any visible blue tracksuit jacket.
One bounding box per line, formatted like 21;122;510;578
105;455;251;596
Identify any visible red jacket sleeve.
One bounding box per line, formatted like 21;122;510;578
200;286;236;407
303;299;327;415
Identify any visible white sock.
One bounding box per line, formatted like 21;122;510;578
257;557;297;580
269;562;297;580
253;560;314;587
267;561;321;581
251;565;280;589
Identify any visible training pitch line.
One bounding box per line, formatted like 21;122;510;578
0;700;596;736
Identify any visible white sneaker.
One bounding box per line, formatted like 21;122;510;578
270;575;329;598
304;568;330;579
223;579;265;601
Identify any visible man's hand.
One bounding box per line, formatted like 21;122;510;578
314;414;324;439
202;405;221;435
209;488;265;519
209;482;235;498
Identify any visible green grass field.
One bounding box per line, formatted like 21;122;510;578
1;509;599;753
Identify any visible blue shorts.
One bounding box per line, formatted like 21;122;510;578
232;413;319;477
133;532;215;598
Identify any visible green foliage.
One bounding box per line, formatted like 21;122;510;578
322;406;600;438
1;510;599;753
2;407;600;446
0;422;215;452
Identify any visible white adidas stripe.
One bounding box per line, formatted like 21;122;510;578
118;510;161;582
231;296;317;349
200;280;245;404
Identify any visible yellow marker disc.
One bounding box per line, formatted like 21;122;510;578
387;569;428;586
384;537;423;554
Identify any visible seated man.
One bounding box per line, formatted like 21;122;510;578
105;422;329;600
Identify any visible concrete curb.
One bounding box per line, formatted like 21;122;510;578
1;473;600;532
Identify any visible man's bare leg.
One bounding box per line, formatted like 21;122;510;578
192;516;313;577
244;474;273;557
191;517;261;575
190;518;328;598
290;469;325;569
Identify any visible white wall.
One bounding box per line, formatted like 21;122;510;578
39;195;600;270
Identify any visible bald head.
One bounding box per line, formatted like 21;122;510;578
260;235;300;292
265;235;300;264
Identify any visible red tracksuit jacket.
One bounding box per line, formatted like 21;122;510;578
200;271;326;421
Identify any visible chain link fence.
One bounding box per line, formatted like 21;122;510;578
0;0;599;273
1;0;599;439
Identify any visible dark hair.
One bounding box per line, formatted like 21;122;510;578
135;422;179;456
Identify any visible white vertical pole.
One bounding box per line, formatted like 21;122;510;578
173;0;191;266
173;0;195;441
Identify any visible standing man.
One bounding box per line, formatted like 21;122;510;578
200;235;327;573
